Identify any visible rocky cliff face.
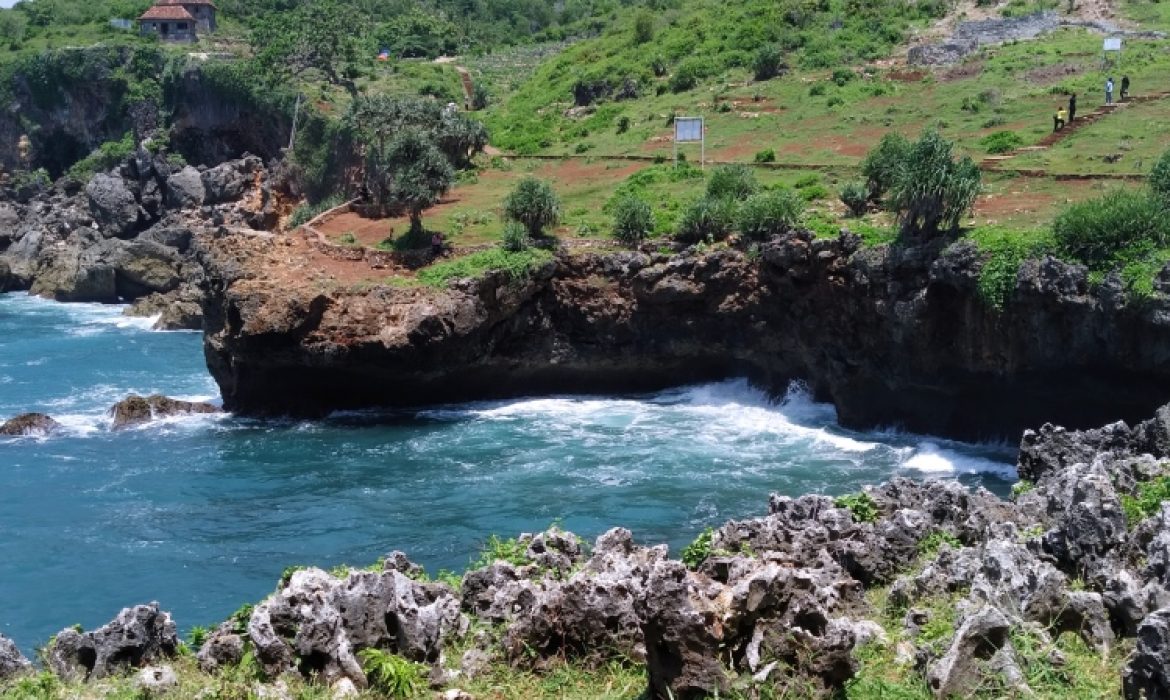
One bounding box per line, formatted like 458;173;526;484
200;229;1170;441
0;150;278;329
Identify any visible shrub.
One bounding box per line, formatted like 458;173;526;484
799;183;830;201
980;130;1024;154
501;221;529;252
633;10;654;44
1053;189;1169;269
753;44;786;81
612;195;654;246
861;132;911;202
681;527;713;569
358;648;426;698
887;130;981;238
473;534;530;567
676;196;736;243
66;132;135;183
736;190;803;240
289;193;345;229
669;59;707;92
504;176;560;237
754;148;776;163
616;115;631;134
471;82;490;110
809;83;826;96
840;180;869;216
918;529;961;555
706;164;758;200
1150;148;1170;203
834;492;879;523
831;68;854;86
1121;475;1170;527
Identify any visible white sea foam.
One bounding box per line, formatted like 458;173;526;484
902;441;1017;478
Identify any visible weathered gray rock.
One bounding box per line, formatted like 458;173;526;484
85;173;140;237
196;623;245;673
124;288;203;331
0;412;61;436
165;166;205;209
134;664;178;695
1124;607;1170;699
926;605;1019;697
248;565;465;687
46;603;178;681
0;634;30;680
0;257;13;292
29;244;117;302
109;394;219;429
201;159;255;204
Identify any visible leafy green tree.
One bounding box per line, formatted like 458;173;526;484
366;128;453;232
344;95;486;170
861;132;911;203
887;130;981;239
0;10;27;47
1149;148;1170;204
250;0;359;94
752;44;786;81
505;177;560;237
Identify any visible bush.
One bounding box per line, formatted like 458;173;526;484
861;132;911;202
681;527;713;569
612;195;654;246
501;221;529;252
633;10;654;44
980;130;1024;154
1150;148;1170;203
736;190;803;241
809;83;826;96
669;59;707;92
676;196;737;243
706;164;758;200
471;82;490;110
504;176;560;237
754;148;776;163
289;193;345;228
752;44;786;81
358;648;426;698
831;68;854;86
1053;189;1169;269
616;115;631;134
834;492;879;523
840;180;869;217
66;132;135;183
887;130;981;238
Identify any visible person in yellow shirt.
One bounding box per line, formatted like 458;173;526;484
1054;106;1067;132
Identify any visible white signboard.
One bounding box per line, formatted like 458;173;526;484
674;117;704;143
1104;37;1122;51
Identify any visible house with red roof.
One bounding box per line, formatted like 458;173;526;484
138;0;216;41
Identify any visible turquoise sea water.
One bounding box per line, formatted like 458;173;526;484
0;291;1016;651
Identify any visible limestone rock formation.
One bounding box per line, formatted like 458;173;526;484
45;603;178;681
0;412;61;436
0;634;30;680
108;394;219;429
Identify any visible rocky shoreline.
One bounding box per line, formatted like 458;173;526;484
3;405;1170;697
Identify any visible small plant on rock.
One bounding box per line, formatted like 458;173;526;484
1121;474;1170;527
681;527;714;569
835;491;880;523
918;529;962;556
1010;479;1034;498
358;648;426;698
473;534;530;568
504;176;561;238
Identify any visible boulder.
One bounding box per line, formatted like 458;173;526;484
0;412;61;436
109;394;219;429
1124;607;1170;699
0;634;31;680
165;166;205;209
85;173;140;238
29;243;117;303
195;623;244;673
134;665;178;695
46;603;179;681
926;605;1021;698
201;160;252;204
124;289;203;331
0;257;14;292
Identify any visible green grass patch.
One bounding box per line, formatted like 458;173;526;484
1121;474;1170;527
835;492;880;523
416;248;552;288
965;225;1055;310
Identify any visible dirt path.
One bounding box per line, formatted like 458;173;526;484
455;66;475;110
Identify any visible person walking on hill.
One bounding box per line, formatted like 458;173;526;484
1106;77;1115;105
1121;75;1131;101
1068;93;1077;122
1054;105;1067;132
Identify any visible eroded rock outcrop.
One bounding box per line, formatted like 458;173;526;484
45;603;178;681
200;229;1170;442
0;412;61;436
108;394;219;429
0;634;30;680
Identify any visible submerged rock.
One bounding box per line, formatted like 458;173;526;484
108;394;219;429
0;412;61;436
